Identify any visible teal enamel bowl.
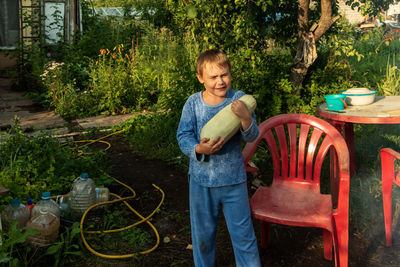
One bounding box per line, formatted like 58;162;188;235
324;94;346;111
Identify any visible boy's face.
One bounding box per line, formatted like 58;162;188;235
197;63;231;99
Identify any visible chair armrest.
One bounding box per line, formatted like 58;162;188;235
381;148;400;160
381;148;400;186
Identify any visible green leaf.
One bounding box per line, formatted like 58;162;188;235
71;244;80;249
186;5;197;19
0;253;10;263
44;244;62;255
71;227;82;237
202;5;210;12
11;228;38;244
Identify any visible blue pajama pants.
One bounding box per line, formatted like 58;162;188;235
189;178;261;267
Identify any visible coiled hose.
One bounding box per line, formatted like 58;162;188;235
59;129;165;259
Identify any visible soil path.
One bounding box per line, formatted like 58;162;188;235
0;78;67;131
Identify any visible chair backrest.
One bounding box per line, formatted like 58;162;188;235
243;114;350;197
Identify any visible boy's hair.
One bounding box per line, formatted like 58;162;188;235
196;49;231;76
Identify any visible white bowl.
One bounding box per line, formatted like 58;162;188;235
341;88;377;105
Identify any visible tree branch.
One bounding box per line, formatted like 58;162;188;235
314;0;339;41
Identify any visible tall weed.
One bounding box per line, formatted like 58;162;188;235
0;221;37;266
133;25;200;114
349;28;400;89
89;44;137;114
377;54;400;95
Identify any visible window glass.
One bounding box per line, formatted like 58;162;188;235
45;2;65;44
0;0;19;48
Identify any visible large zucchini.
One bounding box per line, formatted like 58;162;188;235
200;94;257;143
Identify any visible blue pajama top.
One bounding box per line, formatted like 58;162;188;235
177;89;259;187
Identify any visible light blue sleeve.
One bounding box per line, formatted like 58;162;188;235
233;90;259;142
176;99;205;161
240;112;259;142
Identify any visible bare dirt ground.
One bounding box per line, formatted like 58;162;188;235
85;135;400;267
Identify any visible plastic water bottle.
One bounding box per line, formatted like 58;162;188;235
96;187;110;203
32;192;60;219
1;198;30;232
58;195;70;219
26;207;60;247
69;173;96;218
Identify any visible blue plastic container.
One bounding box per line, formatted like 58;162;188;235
324;94;347;111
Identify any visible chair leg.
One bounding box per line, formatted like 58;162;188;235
332;224;348;267
259;221;271;248
323;229;333;261
382;183;393;247
381;148;396;247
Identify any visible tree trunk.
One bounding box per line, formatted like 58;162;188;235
290;61;310;90
289;0;341;90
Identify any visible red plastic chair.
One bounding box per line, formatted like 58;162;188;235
381;148;400;247
243;114;350;267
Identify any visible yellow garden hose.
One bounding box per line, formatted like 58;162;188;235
72;128;125;156
60;128;165;259
80;181;165;259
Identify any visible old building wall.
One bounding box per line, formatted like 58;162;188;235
337;0;365;25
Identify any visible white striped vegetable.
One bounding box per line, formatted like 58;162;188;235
200;94;257;143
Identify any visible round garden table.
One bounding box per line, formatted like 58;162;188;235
317;96;400;177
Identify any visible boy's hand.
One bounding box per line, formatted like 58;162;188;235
195;136;225;155
231;100;252;131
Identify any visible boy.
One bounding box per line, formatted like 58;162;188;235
177;49;261;267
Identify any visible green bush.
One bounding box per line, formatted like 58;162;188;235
230;47;294;120
35;20;202;119
0;120;112;208
348;27;400;90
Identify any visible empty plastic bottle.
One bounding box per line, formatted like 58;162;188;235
32;192;60;219
58;195;70;218
1;198;30;232
95;187;110;203
69;173;96;218
26;207;60;247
